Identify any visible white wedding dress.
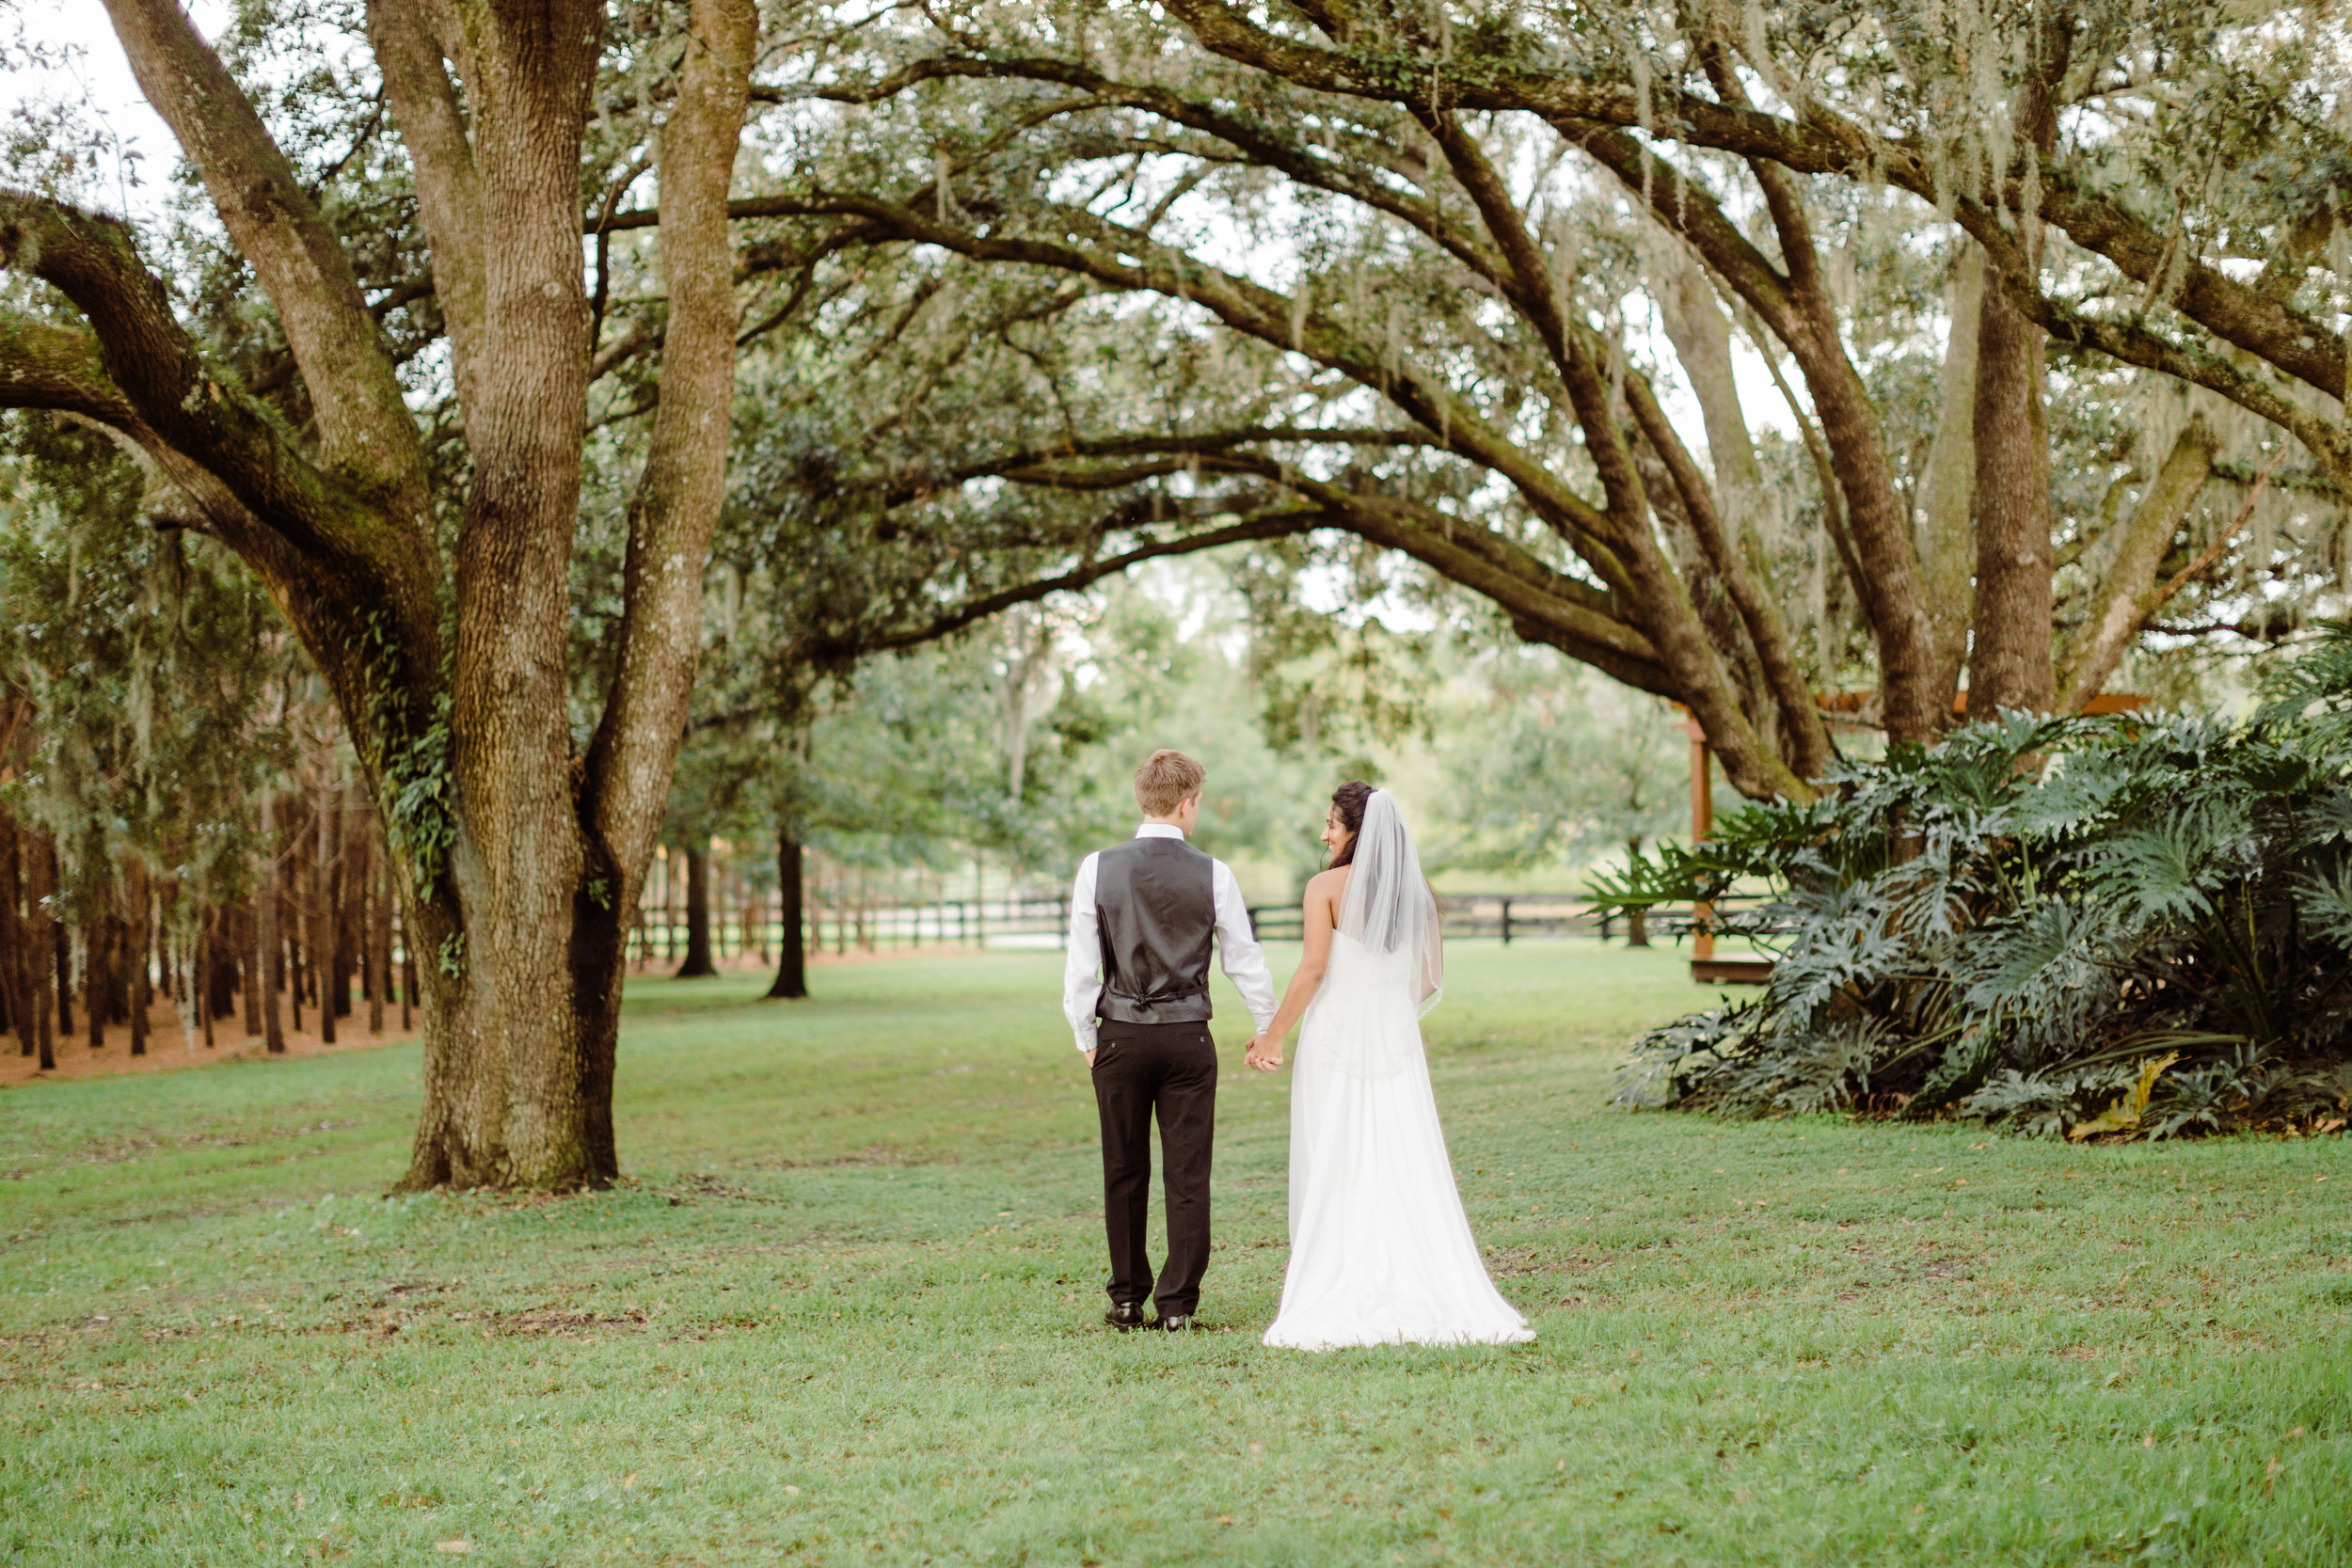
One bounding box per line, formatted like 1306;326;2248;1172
1263;795;1534;1352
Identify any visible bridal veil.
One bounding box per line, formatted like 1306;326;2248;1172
1335;788;1443;1017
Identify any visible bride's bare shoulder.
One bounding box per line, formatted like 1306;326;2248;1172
1303;866;1349;905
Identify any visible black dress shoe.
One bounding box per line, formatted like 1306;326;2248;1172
1103;1302;1147;1333
1152;1312;1193;1333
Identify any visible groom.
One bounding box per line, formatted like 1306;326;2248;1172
1062;749;1278;1332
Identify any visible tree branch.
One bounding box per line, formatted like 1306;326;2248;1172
1131;1;2349;409
103;0;428;522
1624;368;1833;780
724;187;1636;591
365;0;489;418
581;0;759;887
848;512;1333;655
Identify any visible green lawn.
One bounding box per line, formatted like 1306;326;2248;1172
2;943;2346;1565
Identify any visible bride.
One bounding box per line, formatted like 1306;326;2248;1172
1245;783;1534;1351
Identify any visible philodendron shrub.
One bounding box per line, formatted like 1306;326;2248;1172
1591;630;2352;1137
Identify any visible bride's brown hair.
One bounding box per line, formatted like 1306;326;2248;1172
1327;780;1375;868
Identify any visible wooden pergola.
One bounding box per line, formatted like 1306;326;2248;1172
1676;690;2151;987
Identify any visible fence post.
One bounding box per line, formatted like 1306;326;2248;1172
1500;897;1513;945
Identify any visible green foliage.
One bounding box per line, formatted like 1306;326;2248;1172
0;414;292;917
1597;647;2352;1133
358;610;455;890
1429;645;1688;874
670;563;1343;892
1226;542;1438;762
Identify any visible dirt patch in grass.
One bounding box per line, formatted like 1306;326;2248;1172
480;1306;654;1338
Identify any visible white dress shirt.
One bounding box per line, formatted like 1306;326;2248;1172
1061;823;1279;1052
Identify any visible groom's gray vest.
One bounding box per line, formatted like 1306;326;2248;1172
1093;837;1216;1027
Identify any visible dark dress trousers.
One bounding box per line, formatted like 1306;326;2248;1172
1089;836;1219;1316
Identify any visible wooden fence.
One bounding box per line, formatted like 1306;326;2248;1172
1242;895;1677;944
625;894;1080;967
624;889;1708;967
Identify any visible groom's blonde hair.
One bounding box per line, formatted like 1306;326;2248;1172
1135;749;1206;816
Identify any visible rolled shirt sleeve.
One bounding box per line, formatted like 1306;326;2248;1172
1212;859;1279;1036
1061;852;1103;1052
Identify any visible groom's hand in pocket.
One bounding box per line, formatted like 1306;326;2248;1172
1084;1048;1097;1069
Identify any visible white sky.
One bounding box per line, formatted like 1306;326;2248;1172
3;6;224;224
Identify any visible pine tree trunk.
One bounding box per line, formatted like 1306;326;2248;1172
51;910;71;1041
107;915;128;1024
312;790;337;1044
331;785;354;1020
368;830;389;1037
664;854;679;963
208;911;238;1022
675;847;716;977
199;915;216;1051
0;814;25;1054
31;834;57;1071
711;855;725;962
112;913;131;1024
288;918;304;1032
259;797;286;1053
86;911;108;1051
766;832;808;1000
127;860;151;1056
163;890;181;1003
397;904;412;1032
355;817;372;1008
239;904;261;1037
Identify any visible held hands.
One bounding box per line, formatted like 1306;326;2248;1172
1244;1032;1284;1072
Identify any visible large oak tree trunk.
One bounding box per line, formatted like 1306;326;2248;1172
1966;280;2058;715
384;0;756;1189
0;0;755;1187
1966;18;2071;719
